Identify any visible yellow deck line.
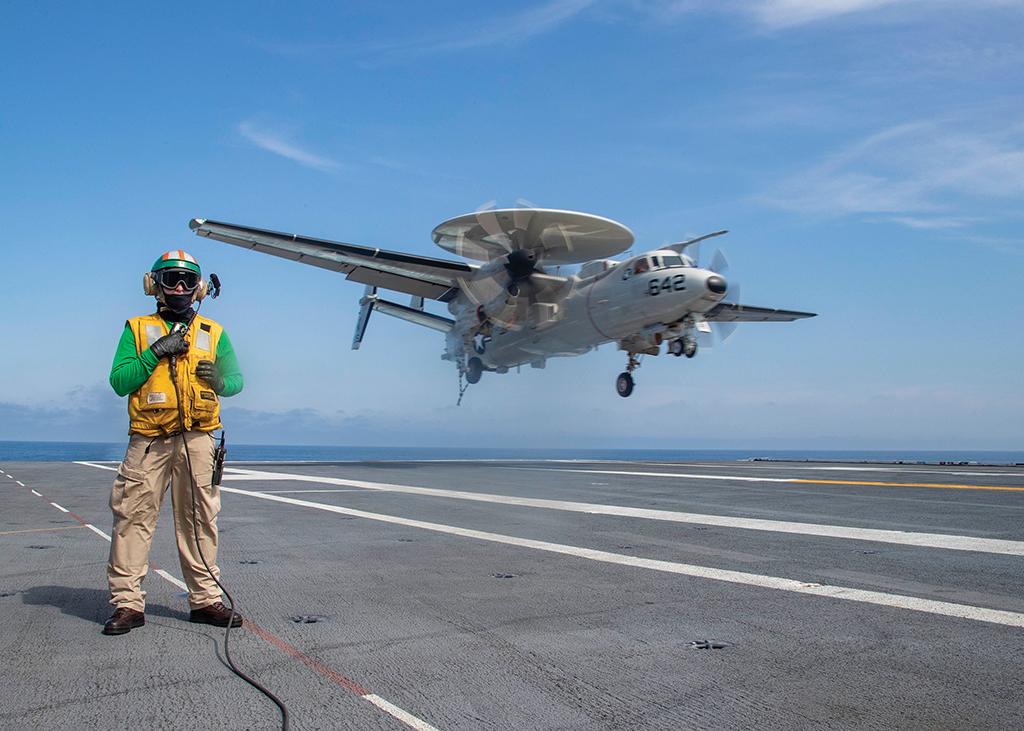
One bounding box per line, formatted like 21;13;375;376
0;525;86;537
791;478;1024;492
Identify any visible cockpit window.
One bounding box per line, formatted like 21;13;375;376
660;254;684;268
634;257;650;274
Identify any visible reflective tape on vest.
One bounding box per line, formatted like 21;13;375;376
195;329;211;353
145;325;163;348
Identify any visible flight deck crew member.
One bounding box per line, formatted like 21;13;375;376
103;250;243;635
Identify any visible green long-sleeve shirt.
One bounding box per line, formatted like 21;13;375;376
109;319;243;398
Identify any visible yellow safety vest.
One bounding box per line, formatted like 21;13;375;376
126;313;223;436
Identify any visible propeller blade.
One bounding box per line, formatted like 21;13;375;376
512;199;537;234
715;281;741;342
473;201;511;251
725;281;740;305
709;249;729;276
715;320;738;342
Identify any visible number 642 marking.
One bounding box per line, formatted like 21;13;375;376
648;274;686;296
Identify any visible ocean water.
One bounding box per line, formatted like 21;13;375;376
1;441;1022;465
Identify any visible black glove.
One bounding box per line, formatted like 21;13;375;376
195;360;225;394
149;330;189;359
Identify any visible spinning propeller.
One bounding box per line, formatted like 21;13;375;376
673;231;742;346
485;201;549;324
441;200;635;329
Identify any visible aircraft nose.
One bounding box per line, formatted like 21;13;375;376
706;275;727;295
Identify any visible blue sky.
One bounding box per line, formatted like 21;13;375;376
2;1;1022;449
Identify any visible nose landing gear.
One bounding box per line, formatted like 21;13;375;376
616;353;641;397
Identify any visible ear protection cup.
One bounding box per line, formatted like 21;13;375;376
143;271;157;296
195;278;208;302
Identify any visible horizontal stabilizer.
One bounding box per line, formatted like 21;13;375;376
666;230;728;253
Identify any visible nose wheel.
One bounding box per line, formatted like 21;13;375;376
616;353;641;397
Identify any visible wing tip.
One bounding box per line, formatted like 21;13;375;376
189;218;206;232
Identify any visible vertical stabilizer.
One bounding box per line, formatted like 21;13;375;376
352;285;378;350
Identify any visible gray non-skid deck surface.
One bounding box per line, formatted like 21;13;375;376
2;459;1023;730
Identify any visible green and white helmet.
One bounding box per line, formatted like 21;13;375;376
152;249;201;275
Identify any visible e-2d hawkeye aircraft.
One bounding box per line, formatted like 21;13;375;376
190;208;815;397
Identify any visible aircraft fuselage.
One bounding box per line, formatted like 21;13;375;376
461;251;727;369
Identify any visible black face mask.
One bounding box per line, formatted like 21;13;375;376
160;293;195;320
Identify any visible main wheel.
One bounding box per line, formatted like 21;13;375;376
683;338;697;358
616;372;634;397
466;357;484;384
669;339;684;357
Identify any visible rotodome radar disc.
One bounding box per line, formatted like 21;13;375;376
432;208;634;265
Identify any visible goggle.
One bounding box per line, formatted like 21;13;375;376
155;269;200;291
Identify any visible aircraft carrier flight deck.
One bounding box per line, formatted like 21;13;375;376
2;458;1022;730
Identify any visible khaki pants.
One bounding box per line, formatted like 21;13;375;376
107;431;222;611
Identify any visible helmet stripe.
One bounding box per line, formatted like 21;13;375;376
160;249;197;263
153;250;200;273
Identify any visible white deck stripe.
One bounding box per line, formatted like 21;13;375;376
530;468;794;483
17;481;25;486
50;502;69;513
362;694;440;731
74;461;117;471
260;489;365;494
658;463;1024;477
521;467;1024;491
155;569;188;590
85;524;111;541
30;489;42;496
218;485;1024;628
221;468;1024;557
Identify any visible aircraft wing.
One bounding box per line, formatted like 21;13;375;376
704;302;817;322
189;218;473;302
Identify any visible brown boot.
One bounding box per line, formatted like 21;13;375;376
189;601;243;627
103;607;145;635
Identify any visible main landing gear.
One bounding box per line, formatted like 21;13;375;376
668;336;697;358
616;353;641;398
465;356;484;384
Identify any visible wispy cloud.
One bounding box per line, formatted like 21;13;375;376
238;121;340;172
760;119;1024;228
259;0;596;59
647;0;1023;30
414;0;597;53
749;0;902;28
874;216;980;230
